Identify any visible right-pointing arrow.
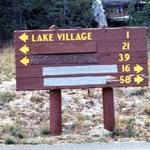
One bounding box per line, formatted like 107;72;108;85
19;45;29;54
134;64;144;74
134;75;144;85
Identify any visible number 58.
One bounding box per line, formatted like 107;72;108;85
120;76;131;84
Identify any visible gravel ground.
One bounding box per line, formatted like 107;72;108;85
0;79;150;144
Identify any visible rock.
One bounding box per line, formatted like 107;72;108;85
0;78;16;91
88;126;111;137
42;103;49;111
85;100;95;108
0;118;14;126
64;122;76;130
82;120;94;127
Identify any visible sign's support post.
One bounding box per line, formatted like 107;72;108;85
50;89;62;136
102;87;115;132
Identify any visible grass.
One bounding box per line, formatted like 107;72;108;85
21;140;39;145
113;117;137;138
0;46;15;81
126;118;136;137
144;104;150;115
144;119;150;127
74;114;90;128
30;94;44;102
40;126;49;135
4;136;16;144
2;124;25;139
0;91;15;106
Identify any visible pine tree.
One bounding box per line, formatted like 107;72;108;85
128;0;150;26
0;0;93;44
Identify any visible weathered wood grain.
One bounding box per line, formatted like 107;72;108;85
14;27;146;44
14;27;148;90
16;63;148;78
15;41;96;55
97;38;147;52
31;54;98;65
15;51;147;67
16;75;148;91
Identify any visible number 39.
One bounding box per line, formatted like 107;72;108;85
118;53;130;62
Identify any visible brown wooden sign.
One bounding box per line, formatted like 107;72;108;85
14;27;148;91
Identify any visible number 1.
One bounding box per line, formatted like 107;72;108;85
126;31;130;39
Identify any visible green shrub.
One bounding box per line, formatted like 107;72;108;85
40;126;49;135
75;114;89;128
0;47;15;80
22;140;39;145
113;118;136;138
0;91;15;106
144;105;150;115
3;124;25;139
126;118;136;137
4;137;16;145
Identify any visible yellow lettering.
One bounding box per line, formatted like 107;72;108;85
56;32;92;41
126;31;130;39
76;33;81;40
32;34;36;42
70;33;75;40
57;33;63;41
122;64;131;72
88;32;92;40
120;76;132;84
37;34;43;42
118;53;130;62
66;33;70;41
49;34;54;41
32;34;54;42
122;42;130;50
43;34;48;41
81;32;87;40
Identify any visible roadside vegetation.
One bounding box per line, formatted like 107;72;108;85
0;0;150;145
0;91;15;106
0;46;15;81
1;123;25;144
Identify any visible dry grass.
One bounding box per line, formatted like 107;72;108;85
2;123;25;138
40;125;49;136
114;117;137;138
0;46;15;81
144;104;150;115
0;91;15;106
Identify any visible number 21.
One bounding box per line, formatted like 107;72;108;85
122;42;130;50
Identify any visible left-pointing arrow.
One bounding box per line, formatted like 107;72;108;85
19;33;28;42
19;45;29;54
20;56;30;66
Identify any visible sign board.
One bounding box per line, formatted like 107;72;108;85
14;27;148;91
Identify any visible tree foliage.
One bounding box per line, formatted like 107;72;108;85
0;0;93;44
1;0;150;45
128;0;150;26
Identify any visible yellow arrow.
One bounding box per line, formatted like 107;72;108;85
20;56;30;66
19;45;29;54
134;64;144;74
134;75;144;85
19;33;28;42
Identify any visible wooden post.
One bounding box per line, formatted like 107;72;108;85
102;87;115;131
50;89;62;136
